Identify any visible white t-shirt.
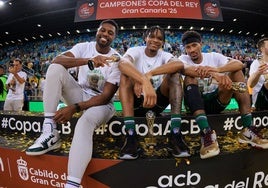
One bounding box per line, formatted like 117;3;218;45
179;52;229;94
68;41;121;96
123;46;173;89
6;71;27;100
249;59;266;94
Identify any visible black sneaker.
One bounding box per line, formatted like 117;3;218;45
169;132;190;157
119;133;139;160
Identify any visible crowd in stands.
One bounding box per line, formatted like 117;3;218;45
0;30;259;104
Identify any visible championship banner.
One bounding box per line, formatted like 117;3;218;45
74;0;223;22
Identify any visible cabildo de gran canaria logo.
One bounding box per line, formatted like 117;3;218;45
17;157;29;181
16;156;67;187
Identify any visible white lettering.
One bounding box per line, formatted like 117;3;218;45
140;8;167;14
185;2;199;8
233;116;242;130
159;175;173;187
170;1;184;7
100;1;146;8
9;117;42;134
109;120;122;136
31;176;49;185
254;117;262;127
158;171;201;187
62;122;71;134
253;171;268;188
29;168;59;179
51;179;65;187
148;0;169;7
122;8;139;14
136;123;148;136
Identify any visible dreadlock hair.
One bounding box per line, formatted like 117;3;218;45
144;25;165;42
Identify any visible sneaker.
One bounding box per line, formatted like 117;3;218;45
238;126;268;149
169;132;190;157
200;129;220;159
26;129;61;156
119;133;139;160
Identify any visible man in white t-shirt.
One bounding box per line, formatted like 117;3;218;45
4;58;27;111
26;19;121;188
248;37;268;110
118;26;189;160
180;31;268;159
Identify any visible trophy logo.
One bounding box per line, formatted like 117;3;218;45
145;110;157;149
17;157;29;181
207;76;247;93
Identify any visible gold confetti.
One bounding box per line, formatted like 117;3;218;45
0;111;257;160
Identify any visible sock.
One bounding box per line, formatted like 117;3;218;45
195;113;210;131
241;113;252;128
124;116;135;135
65;176;81;188
170;114;181;134
65;181;80;188
43;114;56;133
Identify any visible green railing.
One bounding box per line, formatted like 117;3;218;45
29;98;239;113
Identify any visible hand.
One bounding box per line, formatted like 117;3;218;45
141;78;157;108
134;82;142;98
195;66;217;79
92;55;119;68
8;66;17;74
54;105;76;124
213;73;232;90
258;63;268;75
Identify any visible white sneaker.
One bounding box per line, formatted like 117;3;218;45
26;128;61;156
238;126;268;149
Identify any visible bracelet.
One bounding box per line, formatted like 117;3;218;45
87;59;94;70
74;103;81;112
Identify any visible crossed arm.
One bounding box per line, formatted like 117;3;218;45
118;56;184;108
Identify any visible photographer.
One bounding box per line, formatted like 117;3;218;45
4;58;27;111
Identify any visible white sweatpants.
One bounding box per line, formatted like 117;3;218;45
67;103;115;183
44;64;83;113
46;64;115;183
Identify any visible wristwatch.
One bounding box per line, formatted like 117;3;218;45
87;59;94;70
74;103;81;112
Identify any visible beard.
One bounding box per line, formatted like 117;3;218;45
96;36;112;49
97;40;111;48
191;56;199;62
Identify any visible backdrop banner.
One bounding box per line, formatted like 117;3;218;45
74;0;223;22
1;111;268;187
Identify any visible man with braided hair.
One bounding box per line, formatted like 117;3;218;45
118;26;189;160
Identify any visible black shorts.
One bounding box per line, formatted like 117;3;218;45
134;87;169;117
203;89;228;114
255;86;268;111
